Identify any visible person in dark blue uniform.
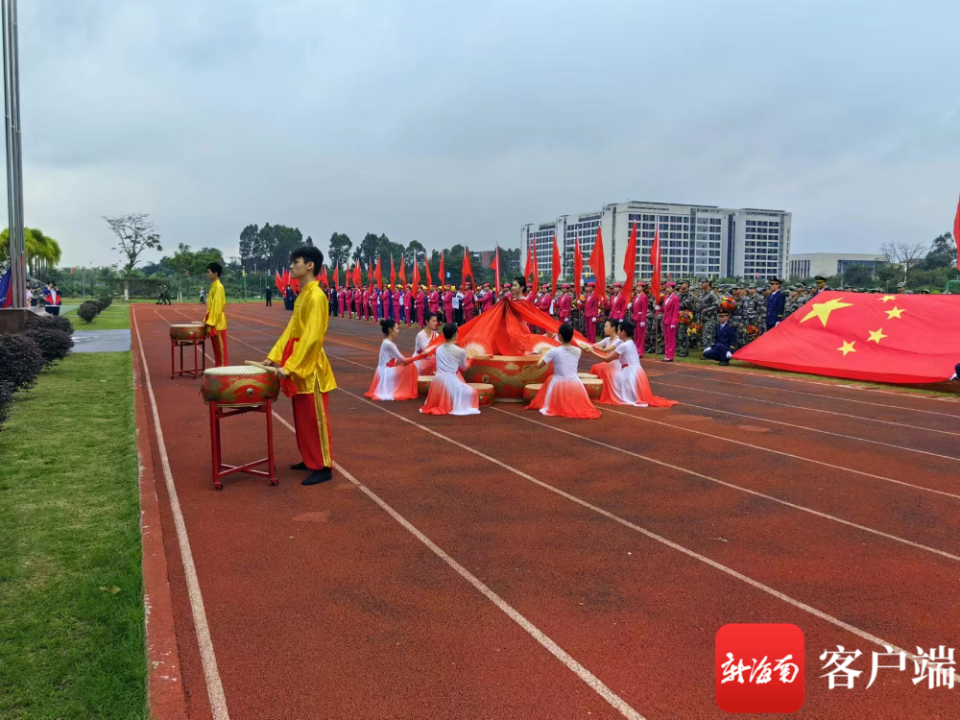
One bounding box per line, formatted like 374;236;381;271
703;309;737;366
765;277;786;330
330;286;339;316
284;285;295;311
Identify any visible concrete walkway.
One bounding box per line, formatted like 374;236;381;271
72;329;131;353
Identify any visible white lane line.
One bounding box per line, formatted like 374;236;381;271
658;359;960;406
653;386;960;464
323;385;918;660
660;366;960;419
267;413;645;719
133;309;230;720
598;406;960;500
652;379;960;438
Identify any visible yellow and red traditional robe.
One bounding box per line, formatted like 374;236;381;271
204;278;229;366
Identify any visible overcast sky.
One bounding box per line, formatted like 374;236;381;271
5;0;959;267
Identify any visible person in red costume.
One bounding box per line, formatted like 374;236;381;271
442;285;455;324
392;285;402;322
461;283;475;322
538;288;553;316
609;283;627;321
557;284;572;323
631;282;649;357
583;282;599;343
415;285;427;326
403;284;414;326
479;282;495;313
661;281;680;362
428;284;441;317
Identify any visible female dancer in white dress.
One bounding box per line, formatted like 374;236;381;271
586;320;677;408
365;319;419;401
589;318;622;386
420;323;481;416
414;311;440;375
526;323;601;419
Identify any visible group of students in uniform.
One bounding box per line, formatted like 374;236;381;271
333;281;498;326
364;277;677;419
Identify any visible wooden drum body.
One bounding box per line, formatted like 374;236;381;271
201;366;280;407
469;382;495;407
417;376;434;397
462;355;553;402
522;383;543;402
581;377;603;400
170;323;206;342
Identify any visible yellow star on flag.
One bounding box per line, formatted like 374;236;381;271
885;306;905;319
867;328;887;344
800;297;854;327
838;340;856;356
880;295;896;302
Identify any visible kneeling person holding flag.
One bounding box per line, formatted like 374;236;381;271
263;246;337;486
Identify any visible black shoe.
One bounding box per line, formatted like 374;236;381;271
302;468;333;486
291;461;307;470
719;360;730;366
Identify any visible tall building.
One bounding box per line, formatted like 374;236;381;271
521;201;792;284
788;253;883;280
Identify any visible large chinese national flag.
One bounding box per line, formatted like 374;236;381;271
733;291;960;384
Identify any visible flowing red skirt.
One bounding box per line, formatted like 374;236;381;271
526;376;601;419
364;362;419;401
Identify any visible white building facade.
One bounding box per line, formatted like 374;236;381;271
788;253;884;279
521;201;792;285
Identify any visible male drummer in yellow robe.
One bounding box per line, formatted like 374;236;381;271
264;246;337;485
204;262;229;366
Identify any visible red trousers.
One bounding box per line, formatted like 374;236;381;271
635;323;646;357
663;324;677;360
292;391;333;470
211;330;229;366
584;317;597;343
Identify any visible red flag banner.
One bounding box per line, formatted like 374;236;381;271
412;258;420;289
531;236;539;295
333;265;339;290
623;222;638;298
399;258;406;287
353;264;361;287
492;245;501;294
425;256;433;288
588;227;606;300
573;238;583;298
954;193;960;272
319;266;329;288
462;247;475;288
733;292;960;384
390;256;396;289
375;257;383;290
439;252;446;287
551;234;561;297
275;270;283;293
649;227;662;301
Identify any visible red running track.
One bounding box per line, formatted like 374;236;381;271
133;303;960;719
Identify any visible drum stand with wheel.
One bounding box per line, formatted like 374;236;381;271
208;400;277;490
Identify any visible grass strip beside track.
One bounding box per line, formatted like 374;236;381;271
0;352;146;720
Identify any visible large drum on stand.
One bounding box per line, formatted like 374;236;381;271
462;355;553;402
200;366;281;490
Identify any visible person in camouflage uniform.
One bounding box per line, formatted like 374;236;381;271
729;284;749;347
784;286;802;318
644;285;657;355
697;278;720;347
675;280;695;357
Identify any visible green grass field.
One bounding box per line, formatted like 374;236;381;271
0;352;146;719
64;303;133;330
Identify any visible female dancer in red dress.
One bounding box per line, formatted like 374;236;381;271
587;320;677;408
526;323;601;419
420;323;481;416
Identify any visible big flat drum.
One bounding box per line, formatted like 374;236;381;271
170;323;206;342
523;383;543;403
469;382;495;407
417;376;434;397
462;355;552;402
201;366;280;407
581;377;603;400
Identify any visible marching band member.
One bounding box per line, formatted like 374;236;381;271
420;323;481;416
587;320;677;408
264;246;337;485
557;284;572;323
442;285;455;324
204;262;229;366
365;319;418;401
583;281;598;343
403;283;414;326
631;282;649;357
526;323;601;419
661;281;680;362
414;312;440;375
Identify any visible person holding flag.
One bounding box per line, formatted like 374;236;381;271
632;282;649;356
583;281;599;342
661;281;680;362
479;282;495;313
264;246;337;486
415;284;427;327
428;283;440;317
461;282;475;323
203;262;229;366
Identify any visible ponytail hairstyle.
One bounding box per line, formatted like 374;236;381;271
619;319;636;338
442;322;459;340
558;323;574;343
380;318;397;336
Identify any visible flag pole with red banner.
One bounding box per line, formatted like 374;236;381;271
551;234;561;297
439;252;446;288
573;238;583;299
462;247;475;288
623;222;638;298
492;245;501;295
953;192;960;272
588;227;606;301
